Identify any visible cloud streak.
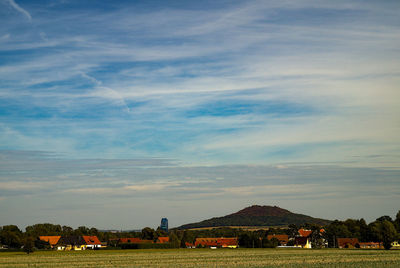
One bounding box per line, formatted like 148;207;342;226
0;0;399;228
6;0;31;21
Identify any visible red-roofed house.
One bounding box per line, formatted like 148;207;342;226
337;238;360;248
195;238;238;248
82;236;102;249
267;234;289;246
156;237;169;243
185;242;195;248
359;242;383;249
195;238;218;248
298;229;312;237
218;238;239;248
294;237;312;248
39;236;61;248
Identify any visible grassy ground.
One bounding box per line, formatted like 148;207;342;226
0;248;399;267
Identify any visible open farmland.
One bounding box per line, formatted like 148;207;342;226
0;249;400;267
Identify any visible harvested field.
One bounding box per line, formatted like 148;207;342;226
0;248;399;267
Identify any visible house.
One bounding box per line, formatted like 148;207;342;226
82;236;102;249
359;242;383;249
267;234;289;246
156;237;169;244
294;237;312;248
195;238;218;248
185;242;195;248
298;229;312;238
218;238;239;248
337;238;360;248
195;238;238;248
56;236;87;251
296;229;328;248
391;241;400;248
38;236;61;249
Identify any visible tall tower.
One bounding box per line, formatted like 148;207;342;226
160;218;168;232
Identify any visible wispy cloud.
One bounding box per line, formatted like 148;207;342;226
0;1;399;228
0;181;52;190
5;0;31;21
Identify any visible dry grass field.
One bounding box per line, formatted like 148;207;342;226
0;248;399;267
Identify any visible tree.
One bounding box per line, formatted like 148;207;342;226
25;223;62;237
381;221;398;250
180;230;195;248
0;225;23;248
376;216;393;223
344;219;361;239
262;237;279;248
287;224;298;239
358;219;369;242
62;226;73;236
34;238;51;249
169;232;180;248
156;227;167;238
23;237;35;254
394;210;400;233
89;227;99;236
141;227;156;240
75;226;90;235
370;220;398;250
323;221;351;248
238;233;251;248
310;229;324;249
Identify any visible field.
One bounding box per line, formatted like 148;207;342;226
1;248;400;267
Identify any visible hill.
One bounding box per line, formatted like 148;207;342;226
177;205;331;229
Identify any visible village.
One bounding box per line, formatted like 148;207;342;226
2;210;400;253
35;227;399;251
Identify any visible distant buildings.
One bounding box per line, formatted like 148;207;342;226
160;218;168;232
294;237;312;248
38;236;61;249
267;234;289;246
194;238;238;248
359;242;383;249
337;238;360;248
38;235;101;250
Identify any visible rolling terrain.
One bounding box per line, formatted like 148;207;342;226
178;205;331;229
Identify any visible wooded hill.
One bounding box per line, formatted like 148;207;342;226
177;205;331;229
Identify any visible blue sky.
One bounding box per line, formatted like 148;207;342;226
0;0;399;229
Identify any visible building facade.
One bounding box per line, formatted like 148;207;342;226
160;218;168;232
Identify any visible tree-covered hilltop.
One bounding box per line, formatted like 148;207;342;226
177;205;331;229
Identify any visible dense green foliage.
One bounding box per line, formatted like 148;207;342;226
323;216;399;249
22;237;34;254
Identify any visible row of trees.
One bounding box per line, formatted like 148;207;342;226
1;210;399;250
0;224;102;250
323;213;400;249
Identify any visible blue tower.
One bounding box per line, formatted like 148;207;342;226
160;218;168;232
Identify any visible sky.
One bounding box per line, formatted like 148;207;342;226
0;0;399;230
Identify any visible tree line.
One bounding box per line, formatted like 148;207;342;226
1;210;399;251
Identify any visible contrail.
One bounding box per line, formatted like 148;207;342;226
7;0;32;21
